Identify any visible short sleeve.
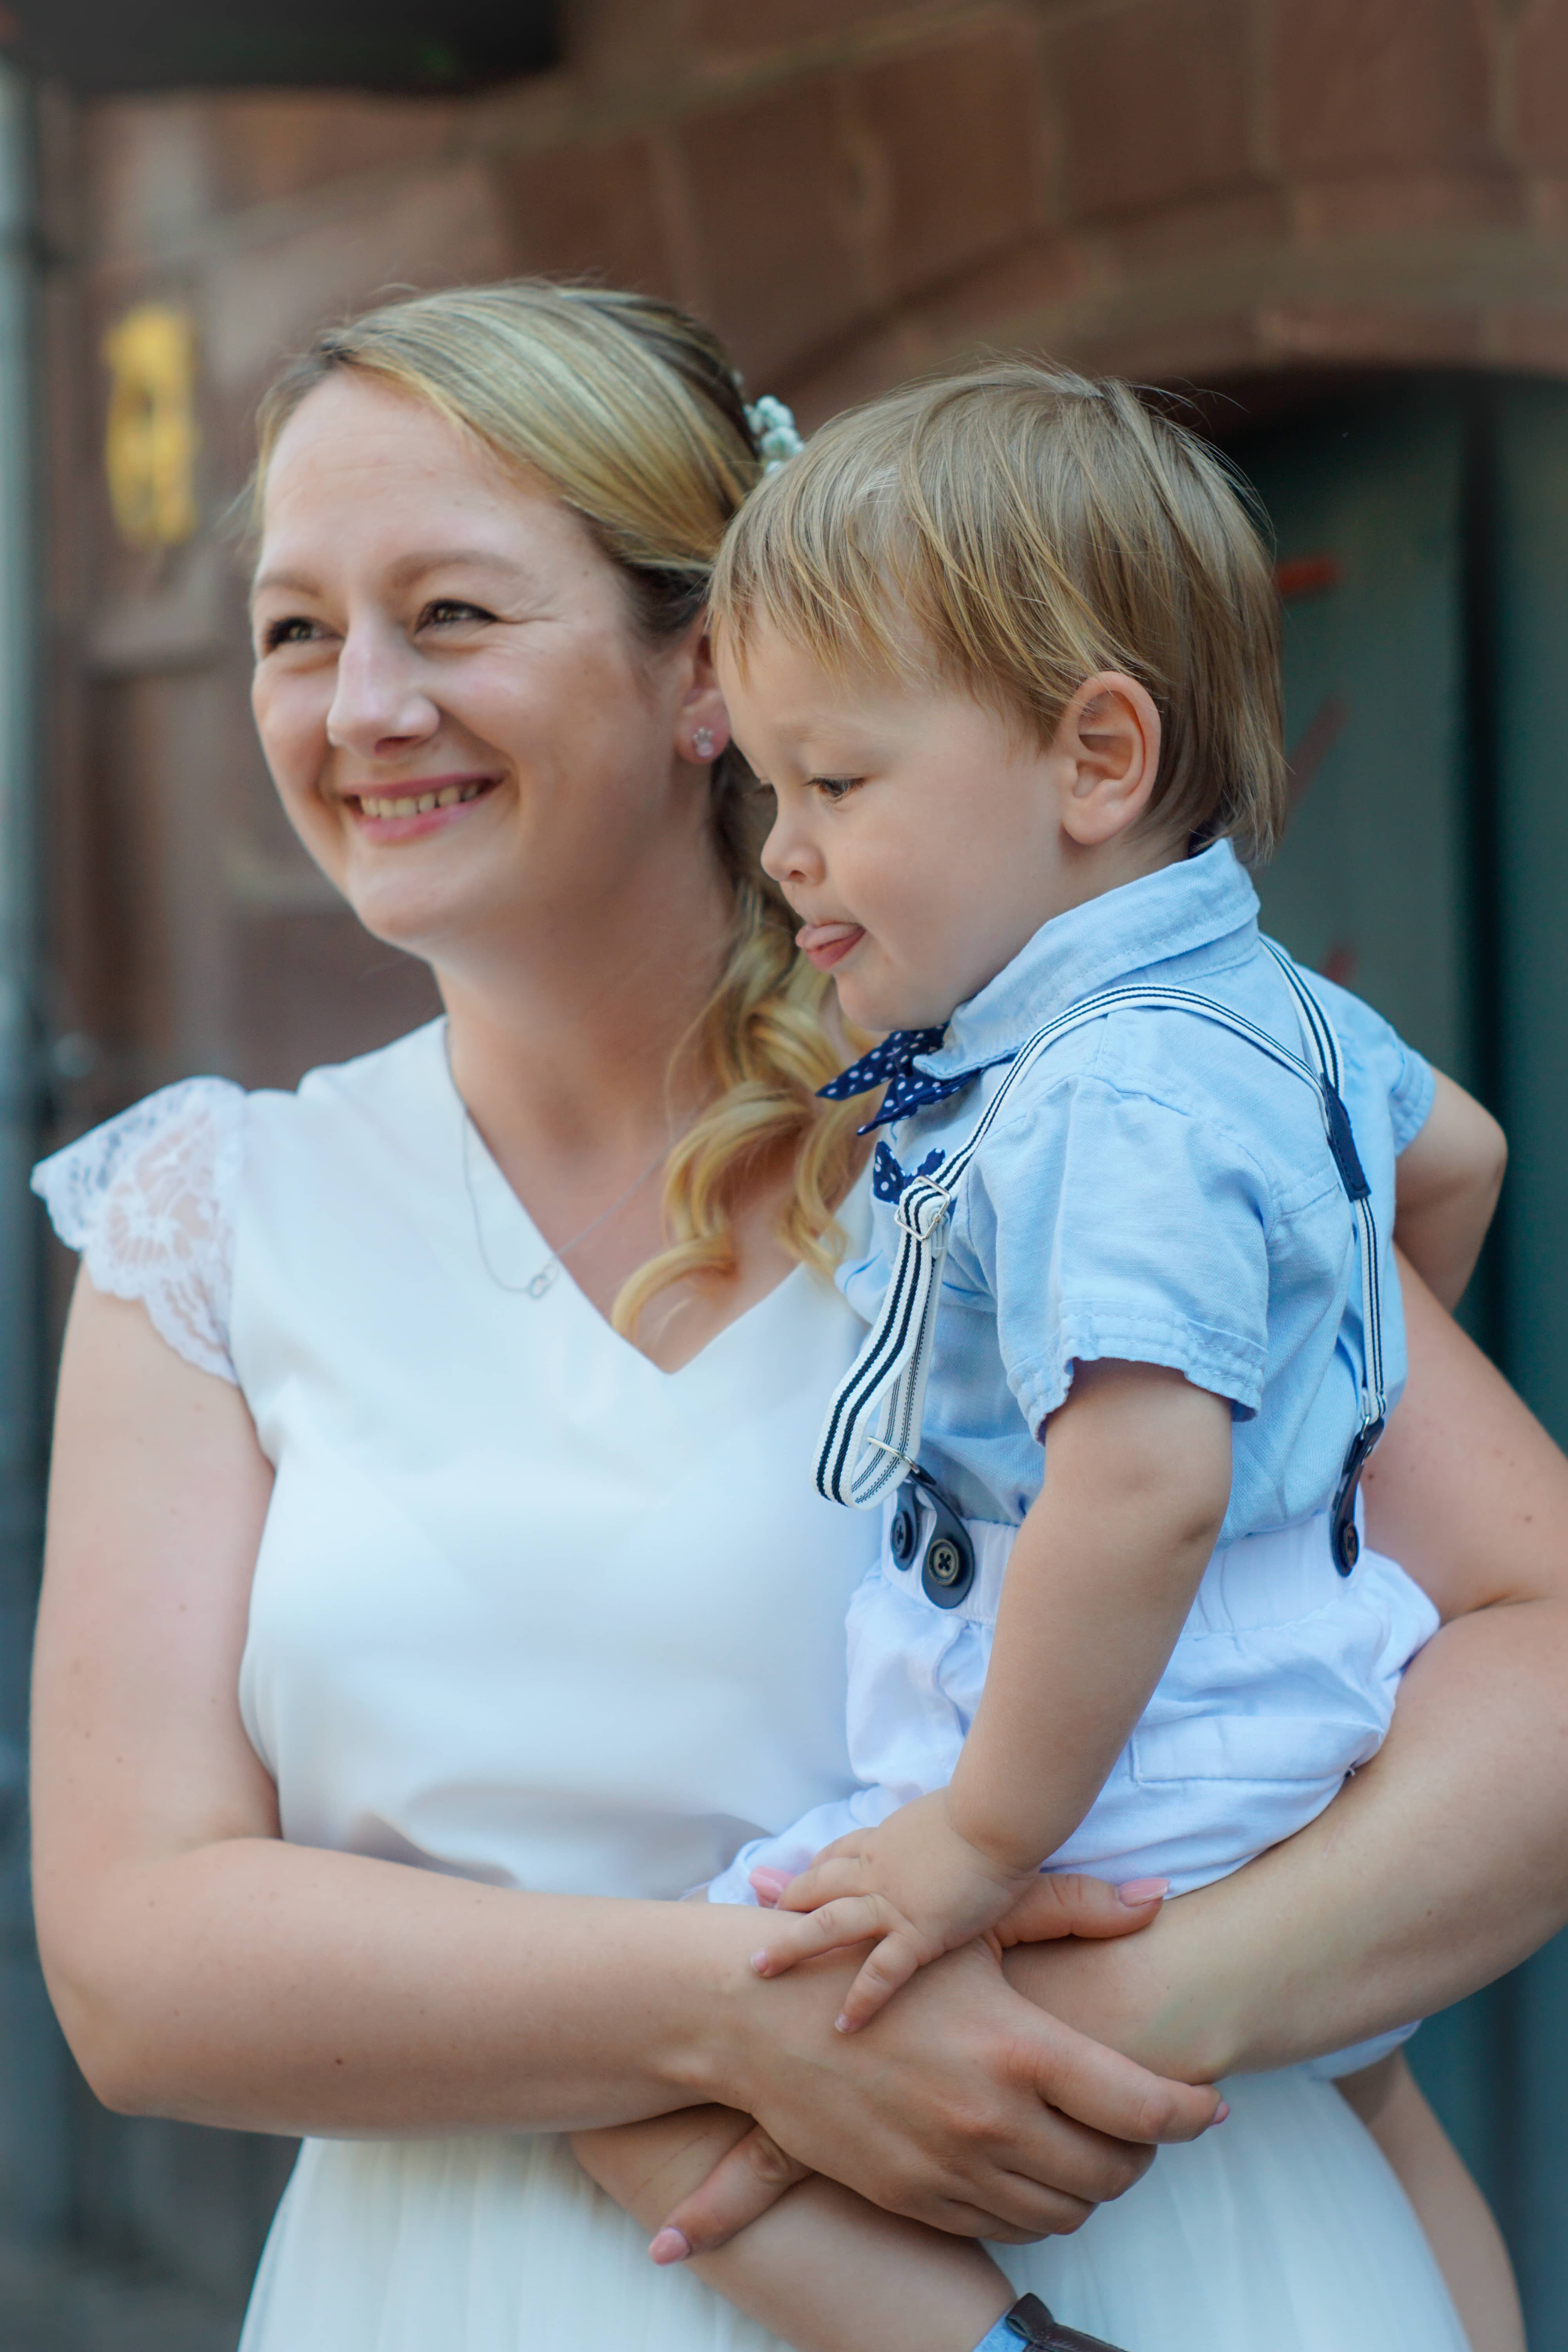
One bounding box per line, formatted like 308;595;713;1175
969;1074;1275;1437
1387;1037;1435;1152
31;1078;244;1383
1309;970;1435;1154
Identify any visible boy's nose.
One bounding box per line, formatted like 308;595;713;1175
760;805;824;890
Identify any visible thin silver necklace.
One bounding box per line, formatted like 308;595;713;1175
459;1105;685;1300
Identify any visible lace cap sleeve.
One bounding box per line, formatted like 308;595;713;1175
31;1078;245;1383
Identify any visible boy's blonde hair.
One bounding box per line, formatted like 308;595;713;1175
252;281;865;1335
711;362;1287;862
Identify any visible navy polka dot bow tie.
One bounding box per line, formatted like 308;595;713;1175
817;1028;976;1133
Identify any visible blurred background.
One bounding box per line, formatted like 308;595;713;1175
0;0;1566;2343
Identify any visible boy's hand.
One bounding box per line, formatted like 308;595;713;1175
748;1791;1038;2031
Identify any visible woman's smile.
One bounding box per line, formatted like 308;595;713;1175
336;772;500;843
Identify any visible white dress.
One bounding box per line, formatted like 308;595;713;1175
33;1021;1469;2352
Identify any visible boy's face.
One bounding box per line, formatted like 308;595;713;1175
719;620;1148;1034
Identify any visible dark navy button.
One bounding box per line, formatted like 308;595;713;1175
889;1496;917;1568
922;1530;974;1607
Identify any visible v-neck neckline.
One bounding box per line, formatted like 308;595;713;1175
440;1029;818;1382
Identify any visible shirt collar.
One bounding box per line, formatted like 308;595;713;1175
916;839;1261;1080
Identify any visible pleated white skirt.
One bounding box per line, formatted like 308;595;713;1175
239;2068;1469;2351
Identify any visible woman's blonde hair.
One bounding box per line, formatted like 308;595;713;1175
253;281;864;1334
711;361;1287;862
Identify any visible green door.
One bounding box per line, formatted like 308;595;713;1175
1233;375;1568;2340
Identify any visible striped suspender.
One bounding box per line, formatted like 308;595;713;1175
815;941;1387;1576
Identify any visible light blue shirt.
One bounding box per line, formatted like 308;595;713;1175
839;841;1434;1543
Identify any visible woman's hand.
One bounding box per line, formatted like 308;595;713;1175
676;1874;1217;2253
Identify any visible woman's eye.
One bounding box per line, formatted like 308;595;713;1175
811;775;862;803
258;615;321;653
420;599;493;630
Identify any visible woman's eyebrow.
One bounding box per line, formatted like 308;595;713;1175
250;564;318;599
250;550;531;598
385;549;532;587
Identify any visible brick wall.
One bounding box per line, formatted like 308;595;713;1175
39;0;1568;1110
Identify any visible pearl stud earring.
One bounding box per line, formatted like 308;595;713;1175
693;726;716;759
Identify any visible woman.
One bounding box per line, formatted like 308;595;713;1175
29;282;1568;2351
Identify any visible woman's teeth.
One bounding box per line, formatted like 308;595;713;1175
358;781;486;819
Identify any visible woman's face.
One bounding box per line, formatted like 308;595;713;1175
250;372;720;970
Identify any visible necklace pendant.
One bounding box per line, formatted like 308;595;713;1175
526;1262;559;1299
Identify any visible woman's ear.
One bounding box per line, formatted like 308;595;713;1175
675;629;731;766
1051;671;1162;846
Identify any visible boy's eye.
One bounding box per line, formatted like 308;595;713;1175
810;775;862;802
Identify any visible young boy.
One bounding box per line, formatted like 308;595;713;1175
572;367;1515;2352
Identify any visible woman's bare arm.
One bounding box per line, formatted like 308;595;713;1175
32;1278;1215;2233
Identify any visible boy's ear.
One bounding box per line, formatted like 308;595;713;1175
1052;672;1162;846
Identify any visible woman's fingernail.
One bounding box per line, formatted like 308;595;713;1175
834;2013;853;2034
749;1950;771;1975
1214;2100;1230;2123
648;2228;691;2265
1117;1877;1171;1906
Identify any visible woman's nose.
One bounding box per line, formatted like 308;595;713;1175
326;621;440;757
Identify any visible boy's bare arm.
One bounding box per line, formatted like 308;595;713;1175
1394;1071;1506;1312
755;1363;1232;2026
948;1361;1232;1873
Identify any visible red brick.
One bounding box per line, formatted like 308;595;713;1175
199;161;513;396
1047;0;1256;225
691;0;904;66
1292;165;1524;240
787;227;1094;416
1512;2;1568;173
564;0;692;96
1273;0;1495;174
851;22;1044;298
900;229;1097;354
83;101;214;261
1104;186;1289;273
1072;310;1275;387
788;315;946;427
497;137;676;295
206;94;461;214
1255;301;1486;364
674;80;874;382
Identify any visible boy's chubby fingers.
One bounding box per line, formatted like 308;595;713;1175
651;2123;813;2261
992;1871;1170;1949
750;1893;900;1979
775;1853;876;1912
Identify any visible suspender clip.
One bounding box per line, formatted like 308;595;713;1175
890;1465;976;1608
1330;1415;1385;1573
1321;1079;1371;1202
